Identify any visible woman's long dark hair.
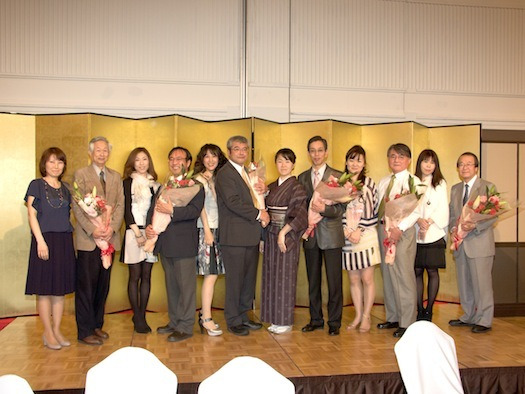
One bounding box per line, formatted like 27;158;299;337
123;147;158;180
193;144;227;177
415;149;445;188
344;145;367;182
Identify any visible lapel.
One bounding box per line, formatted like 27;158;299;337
228;161;251;195
468;177;483;203
86;165;106;198
305;168;315;195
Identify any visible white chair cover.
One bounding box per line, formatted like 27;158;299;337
0;374;34;394
394;321;464;394
198;356;295;394
85;346;177;394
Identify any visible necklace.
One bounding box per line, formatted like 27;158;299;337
43;179;66;209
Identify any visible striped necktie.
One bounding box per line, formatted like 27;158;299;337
99;170;106;194
462;183;469;206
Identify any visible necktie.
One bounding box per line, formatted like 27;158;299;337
378;174;395;220
241;168;260;208
462;183;469;206
313;170;320;190
99;170;106;194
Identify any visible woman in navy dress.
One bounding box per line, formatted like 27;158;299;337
25;147;75;350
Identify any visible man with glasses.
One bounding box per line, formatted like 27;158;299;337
376;143;421;338
216;136;270;336
298;136;345;336
449;152;496;333
146;147;204;342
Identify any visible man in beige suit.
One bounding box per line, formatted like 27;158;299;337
449;152;496;333
72;136;124;345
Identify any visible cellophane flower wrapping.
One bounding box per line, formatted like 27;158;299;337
248;159;266;210
143;174;200;253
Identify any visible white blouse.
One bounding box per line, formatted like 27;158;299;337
416;177;449;244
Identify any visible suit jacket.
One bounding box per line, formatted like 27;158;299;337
449;177;496;258
71;165;125;251
146;185;205;259
216;161;262;247
298;165;345;250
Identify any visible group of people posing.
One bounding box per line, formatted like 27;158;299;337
25;134;497;349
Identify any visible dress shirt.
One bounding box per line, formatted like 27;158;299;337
463;175;478;202
92;164;106;181
416;177;449;244
229;159;261;221
377;169;421;231
310;163;327;186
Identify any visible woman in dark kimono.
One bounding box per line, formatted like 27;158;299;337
261;148;308;334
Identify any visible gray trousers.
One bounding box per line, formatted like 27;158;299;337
454;250;494;327
160;255;196;334
378;225;417;328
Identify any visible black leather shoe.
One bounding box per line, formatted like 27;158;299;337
167;331;193;342
228;325;249;336
449;319;473;327
471;325;491;333
393;327;406;338
243;320;263;330
328;326;340;336
157;324;176;334
377;321;399;329
301;323;324;332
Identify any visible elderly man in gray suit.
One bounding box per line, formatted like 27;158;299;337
449;152;497;333
298;136;345;336
72;136;124;346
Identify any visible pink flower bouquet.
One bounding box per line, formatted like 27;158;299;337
72;183;115;269
451;186;508;251
303;173;362;240
143;170;201;253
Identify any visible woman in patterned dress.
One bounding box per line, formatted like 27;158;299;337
342;145;381;333
25;147;75;350
121;148;160;333
261;148;308;334
194;144;227;336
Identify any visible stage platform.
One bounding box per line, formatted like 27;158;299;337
1;304;524;393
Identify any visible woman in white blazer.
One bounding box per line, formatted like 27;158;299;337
414;150;449;322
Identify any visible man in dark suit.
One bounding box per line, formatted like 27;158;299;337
298;136;345;336
146;147;204;342
72;136;124;346
216;135;270;336
449;152;496;333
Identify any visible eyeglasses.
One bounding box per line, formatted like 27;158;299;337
231;147;249;153
169;156;187;162
458;163;476;168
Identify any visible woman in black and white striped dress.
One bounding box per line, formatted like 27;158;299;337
342;145;381;333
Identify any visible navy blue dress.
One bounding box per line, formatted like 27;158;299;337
24;179;75;295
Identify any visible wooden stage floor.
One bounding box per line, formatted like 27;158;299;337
1;304;525;392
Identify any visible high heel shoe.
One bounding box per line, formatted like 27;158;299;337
199;317;223;336
43;334;61;350
346;318;361;330
359;315;371;333
199;311;220;329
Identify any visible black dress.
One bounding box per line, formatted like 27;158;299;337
24;179;75;296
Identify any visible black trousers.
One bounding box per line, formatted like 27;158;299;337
304;246;343;328
221;245;259;328
75;249;113;339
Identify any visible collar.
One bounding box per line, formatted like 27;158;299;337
465;175;478;189
229;160;245;175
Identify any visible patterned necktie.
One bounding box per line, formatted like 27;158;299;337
462;183;469;206
99;170;106;194
313;170;320;190
378;174;395;220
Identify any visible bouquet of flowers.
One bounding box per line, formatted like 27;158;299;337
72;183;115;269
344;199;365;240
143;168;201;252
451;185;508;251
248;158;266;210
383;176;425;264
302;173;362;240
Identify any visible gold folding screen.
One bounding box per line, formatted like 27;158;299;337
0;113;480;317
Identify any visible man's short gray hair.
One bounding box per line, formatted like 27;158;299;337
89;136;112;153
226;135;249;151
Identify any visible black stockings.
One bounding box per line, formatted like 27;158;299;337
415;267;440;315
128;262;153;330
